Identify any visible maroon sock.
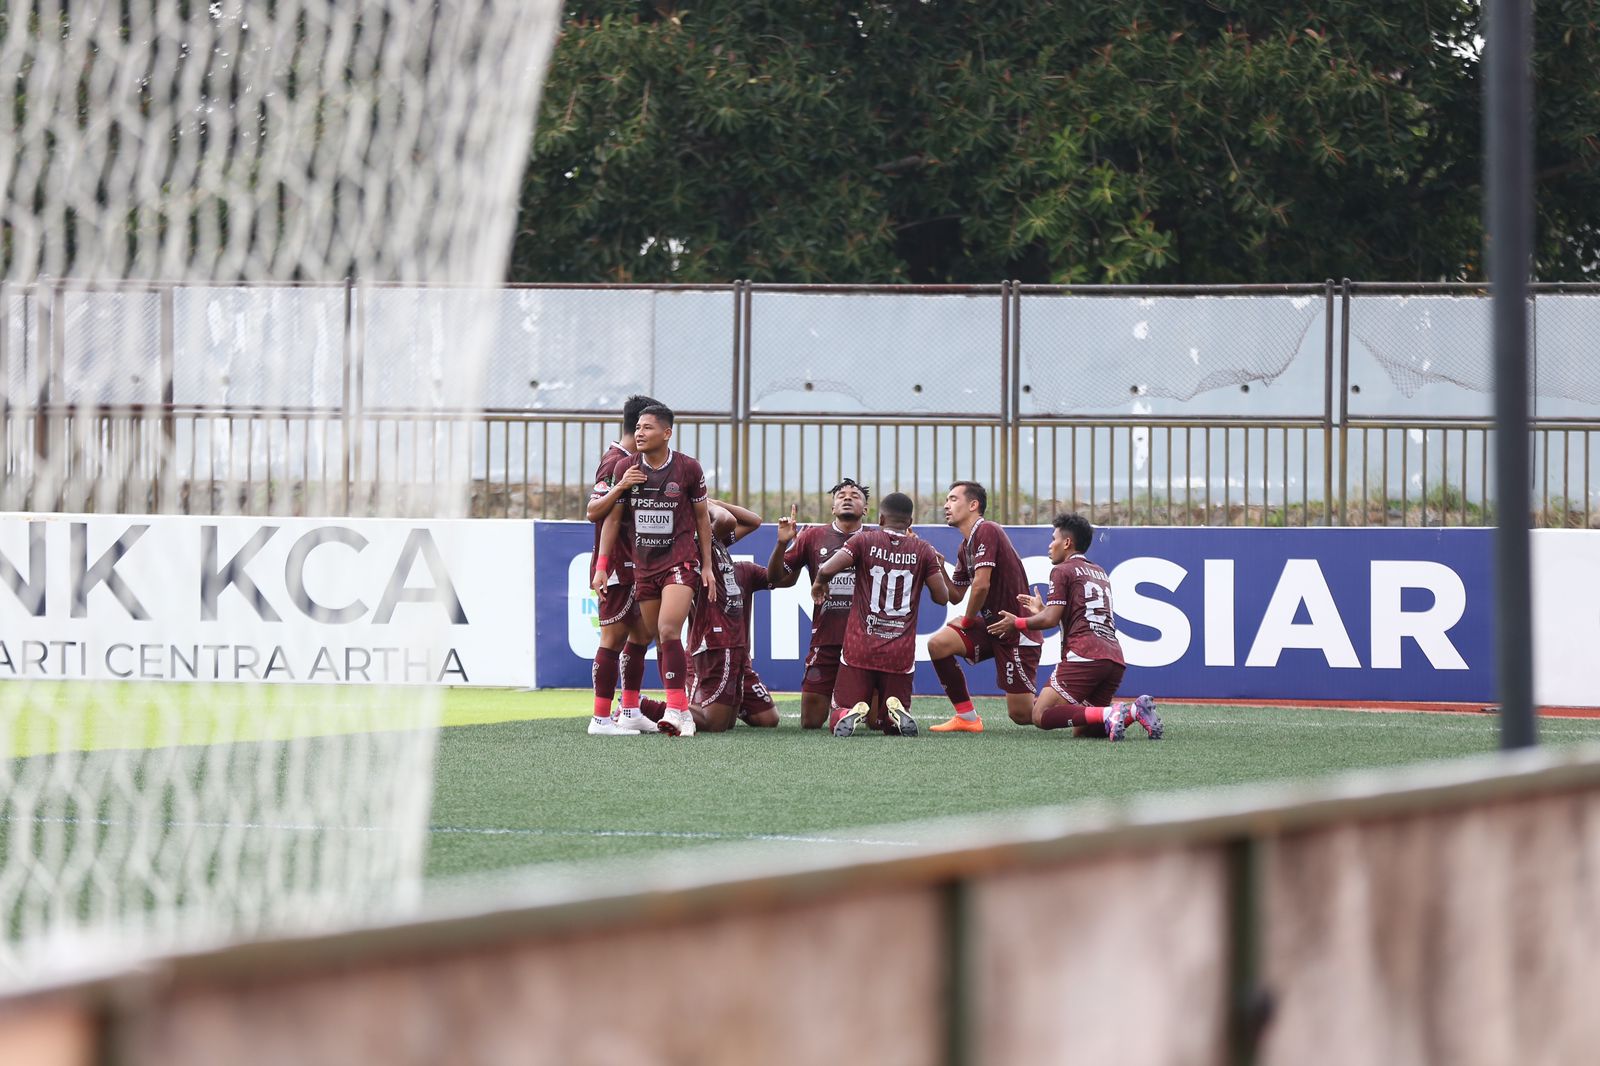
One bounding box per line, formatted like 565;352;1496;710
932;655;973;710
1039;703;1103;731
622;642;648;693
658;639;688;709
638;697;667;722
592;647;620;717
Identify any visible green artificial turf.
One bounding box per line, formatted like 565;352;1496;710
7;683;1598;886
423;694;1600;879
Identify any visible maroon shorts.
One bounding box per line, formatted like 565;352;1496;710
801;642;843;696
1048;659;1125;707
948;623;1041;695
596;581;638;627
691;647;776;719
633;562;701;603
831;663;914;715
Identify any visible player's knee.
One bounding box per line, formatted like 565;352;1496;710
1008;704;1032;725
696;706;736;732
745;711;778;728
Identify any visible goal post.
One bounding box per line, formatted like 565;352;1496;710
0;0;561;986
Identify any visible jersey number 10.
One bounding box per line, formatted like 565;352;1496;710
867;565;915;617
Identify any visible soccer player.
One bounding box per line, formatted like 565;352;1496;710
764;478;871;729
812;492;951;738
584;394;668;735
689;503;780;732
594;403;716;737
926;481;1042;733
988;513;1163;740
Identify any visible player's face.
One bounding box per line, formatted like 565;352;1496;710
942;488;971;526
633;414;670;452
831;485;865;518
1048;526;1073;564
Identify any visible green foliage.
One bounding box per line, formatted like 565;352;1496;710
511;1;1600;284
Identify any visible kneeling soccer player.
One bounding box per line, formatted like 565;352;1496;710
989;513;1163;740
812;492;951;738
689;503;781;732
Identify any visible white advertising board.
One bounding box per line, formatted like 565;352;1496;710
1532;529;1600;708
0;514;535;686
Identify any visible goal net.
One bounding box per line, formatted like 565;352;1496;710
0;0;559;985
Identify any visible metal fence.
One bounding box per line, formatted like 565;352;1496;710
2;279;1597;526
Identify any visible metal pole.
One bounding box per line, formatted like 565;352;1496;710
1486;0;1536;748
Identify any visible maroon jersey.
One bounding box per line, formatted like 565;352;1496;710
951;518;1029;646
1047;555;1125;665
838;528;943;674
781;522;863;647
690;540;769;652
623;450;708;575
589;442;633;574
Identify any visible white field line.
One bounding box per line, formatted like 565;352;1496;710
12;815;920;848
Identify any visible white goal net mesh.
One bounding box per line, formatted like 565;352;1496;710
0;0;559;985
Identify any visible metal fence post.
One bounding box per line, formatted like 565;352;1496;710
1323;279;1336;526
0;281;8;504
997;279;1011;521
158;283;177;513
740;280;753;505
342;276;355;515
1338;279;1352;525
729;280;744;502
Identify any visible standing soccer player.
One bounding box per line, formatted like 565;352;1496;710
689;503;780;732
989;513;1162;740
765;478;871;729
595;404;716;737
927;481;1042;733
812;492;951;738
584;394;667;735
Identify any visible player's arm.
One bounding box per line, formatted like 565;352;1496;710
811;545;854;603
989;590;1063;636
713;500;763;543
957;566;992;625
694;498;716;594
926;559;951;607
591;507;622;591
940;549;968;605
584;464;646;523
766;504;801;587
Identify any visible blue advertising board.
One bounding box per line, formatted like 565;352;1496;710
533;523;1494;703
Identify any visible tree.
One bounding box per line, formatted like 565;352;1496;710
510;1;1600;283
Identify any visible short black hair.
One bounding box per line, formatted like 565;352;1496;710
1053;512;1094;552
829;477;870;504
949;481;987;515
622;395;662;435
636;403;675;429
881;492;915;519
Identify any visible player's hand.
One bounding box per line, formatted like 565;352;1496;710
989;612;1019;637
590;567;607;592
617;466;647;490
703;566;718;601
1016;589;1044;614
933;550;948;571
810;581;827;605
776;503;799;545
